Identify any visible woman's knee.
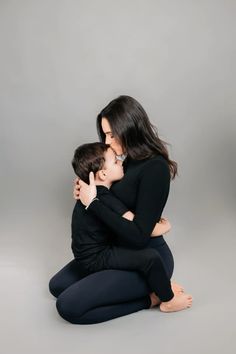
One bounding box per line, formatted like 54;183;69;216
56;292;84;324
56;295;71;323
144;248;161;262
49;269;70;298
48;260;81;298
49;274;62;298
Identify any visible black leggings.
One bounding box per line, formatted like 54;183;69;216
49;237;174;324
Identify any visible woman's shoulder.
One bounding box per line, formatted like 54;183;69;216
125;154;169;176
142;154;169;169
139;154;170;178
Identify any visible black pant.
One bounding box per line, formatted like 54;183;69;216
49;237;174;324
82;246;174;302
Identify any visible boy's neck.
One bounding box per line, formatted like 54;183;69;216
95;181;112;189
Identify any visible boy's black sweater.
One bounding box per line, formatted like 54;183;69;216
71;154;170;267
71;185;129;268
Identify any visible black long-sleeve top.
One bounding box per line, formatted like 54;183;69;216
87;154;171;249
71;185;129;266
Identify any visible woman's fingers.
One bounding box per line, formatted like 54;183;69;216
78;172;95;187
73;177;80;185
73;178;81;200
89;171;95;185
73;188;80;199
79;179;87;186
73;173;96;202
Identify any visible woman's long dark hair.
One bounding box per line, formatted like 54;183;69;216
96;95;178;180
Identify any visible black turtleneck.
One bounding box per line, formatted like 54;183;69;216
87;154;171;249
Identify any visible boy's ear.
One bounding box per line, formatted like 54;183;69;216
97;169;107;181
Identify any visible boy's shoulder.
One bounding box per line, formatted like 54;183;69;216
72;199;103;230
72;186;109;215
96;185;110;196
72;199;85;217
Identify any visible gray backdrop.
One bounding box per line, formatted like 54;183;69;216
1;1;236;354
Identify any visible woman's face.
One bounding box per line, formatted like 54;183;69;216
101;117;124;156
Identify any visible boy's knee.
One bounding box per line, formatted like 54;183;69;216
142;248;162;272
145;248;160;262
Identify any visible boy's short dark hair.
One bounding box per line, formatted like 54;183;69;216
72;142;111;184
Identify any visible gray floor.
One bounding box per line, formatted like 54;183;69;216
1;206;235;354
1;1;236;352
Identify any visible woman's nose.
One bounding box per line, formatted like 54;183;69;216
105;136;111;144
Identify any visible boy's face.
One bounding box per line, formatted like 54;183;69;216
102;147;124;182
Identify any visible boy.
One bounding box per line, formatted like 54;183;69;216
71;142;192;312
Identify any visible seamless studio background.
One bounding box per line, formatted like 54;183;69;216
1;1;236;354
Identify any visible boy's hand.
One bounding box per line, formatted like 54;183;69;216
78;172;97;207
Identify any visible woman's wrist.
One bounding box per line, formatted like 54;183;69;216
85;197;99;210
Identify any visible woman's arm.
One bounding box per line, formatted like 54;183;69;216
98;188;171;236
80;159;170;249
97;188;171;238
122;211;171;236
75;176;170;237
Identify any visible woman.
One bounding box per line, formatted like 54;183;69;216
49;95;192;324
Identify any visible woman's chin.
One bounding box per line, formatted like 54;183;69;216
111;145;123;156
116;150;124;156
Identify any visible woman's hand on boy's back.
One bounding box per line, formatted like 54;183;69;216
73;177;81;200
77;172;97;207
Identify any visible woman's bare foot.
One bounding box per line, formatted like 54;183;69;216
149;282;185;308
171;281;185;294
149;292;161;308
160;293;193;313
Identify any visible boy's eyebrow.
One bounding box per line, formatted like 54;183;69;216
104;131;112;134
